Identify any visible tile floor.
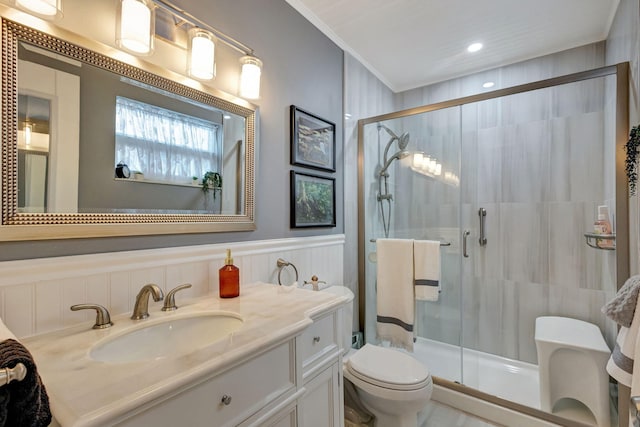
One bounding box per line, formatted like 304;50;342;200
420;400;502;427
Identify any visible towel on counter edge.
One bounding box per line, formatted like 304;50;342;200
0;339;51;427
376;238;415;352
602;275;640;328
414;240;441;301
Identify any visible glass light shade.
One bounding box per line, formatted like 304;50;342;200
24;123;32;146
421;156;430;171
188;29;216;80
239;55;262;99
434;163;442;176
15;0;62;19
412;152;423;168
116;0;155;55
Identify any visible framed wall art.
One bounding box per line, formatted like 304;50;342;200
290;105;336;172
290;171;336;228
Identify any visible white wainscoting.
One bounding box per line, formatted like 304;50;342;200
0;235;345;339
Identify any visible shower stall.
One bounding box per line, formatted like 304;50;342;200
357;64;629;426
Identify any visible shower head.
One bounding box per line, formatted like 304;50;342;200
398;132;410;150
380;124;411;166
379;150;411;176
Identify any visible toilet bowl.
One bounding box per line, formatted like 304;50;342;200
343;344;433;427
320;285;433;427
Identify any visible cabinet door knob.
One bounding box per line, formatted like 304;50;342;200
221;394;232;405
313;336;321;343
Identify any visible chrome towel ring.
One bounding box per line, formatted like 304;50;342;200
276;258;299;286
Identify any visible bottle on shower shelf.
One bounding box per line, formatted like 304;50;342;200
593;205;614;249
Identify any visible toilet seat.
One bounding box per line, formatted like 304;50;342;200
345;344;431;391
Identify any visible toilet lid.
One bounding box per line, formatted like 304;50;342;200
346;344;430;391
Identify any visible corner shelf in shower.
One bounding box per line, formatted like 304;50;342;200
583;232;616;250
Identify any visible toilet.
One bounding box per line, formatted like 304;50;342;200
323;286;433;427
343;344;433;427
534;316;611;427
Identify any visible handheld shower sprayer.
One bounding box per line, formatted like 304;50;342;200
376;124;411;237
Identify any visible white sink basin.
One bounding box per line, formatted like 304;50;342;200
90;312;243;364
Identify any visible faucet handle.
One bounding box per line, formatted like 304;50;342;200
70;304;113;329
162;283;193;311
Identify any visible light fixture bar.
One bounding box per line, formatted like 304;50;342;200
153;0;255;56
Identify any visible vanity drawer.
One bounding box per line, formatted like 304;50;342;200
300;312;338;372
115;340;295;427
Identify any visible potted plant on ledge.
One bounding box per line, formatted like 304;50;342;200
202;171;223;199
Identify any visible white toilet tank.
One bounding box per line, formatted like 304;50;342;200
322;285;355;352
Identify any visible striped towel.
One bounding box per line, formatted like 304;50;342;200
414;240;440;301
376;238;414;352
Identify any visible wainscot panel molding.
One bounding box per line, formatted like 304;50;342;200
0;235;345;338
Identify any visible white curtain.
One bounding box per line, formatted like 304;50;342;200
115;96;222;183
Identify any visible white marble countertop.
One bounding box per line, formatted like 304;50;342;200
22;283;349;427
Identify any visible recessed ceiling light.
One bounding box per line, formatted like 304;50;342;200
482;81;495;88
467;42;483;53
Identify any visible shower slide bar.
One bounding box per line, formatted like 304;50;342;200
369;238;451;246
0;363;26;387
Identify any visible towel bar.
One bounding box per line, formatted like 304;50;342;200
276;258;299;286
370;238;451;247
0;362;26;387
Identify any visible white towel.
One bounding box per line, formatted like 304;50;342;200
376;238;414;352
414;240;441;301
606;295;640;387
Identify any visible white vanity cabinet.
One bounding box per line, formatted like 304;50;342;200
297;307;345;427
28;285;351;427
113;339;298;427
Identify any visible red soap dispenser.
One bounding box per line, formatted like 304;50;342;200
219;249;240;298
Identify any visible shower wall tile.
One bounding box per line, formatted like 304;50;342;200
501;121;551;203
475;127;503;204
515;281;551;364
500;203;550;284
552;78;605;118
548;202;603;290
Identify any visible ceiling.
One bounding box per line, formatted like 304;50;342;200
285;0;620;92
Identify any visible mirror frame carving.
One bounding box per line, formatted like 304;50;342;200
1;17;256;241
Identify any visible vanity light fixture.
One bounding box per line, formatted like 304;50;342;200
187;28;216;80
239;55;263;99
467;42;483;53
14;0;62;19
116;0;155;55
24;123;32;146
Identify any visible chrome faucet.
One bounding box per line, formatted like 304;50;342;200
162;283;192;311
131;284;164;320
70;304;113;329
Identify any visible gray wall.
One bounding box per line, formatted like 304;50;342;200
0;0;344;260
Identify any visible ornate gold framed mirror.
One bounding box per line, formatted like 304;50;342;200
1;17;256;241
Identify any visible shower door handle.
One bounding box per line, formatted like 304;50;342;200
478;208;487;246
463;230;471;258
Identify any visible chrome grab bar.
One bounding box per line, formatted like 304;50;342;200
478;208;487;246
463;230;471;258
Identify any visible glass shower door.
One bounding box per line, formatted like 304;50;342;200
362;105;464;384
459;75;618;421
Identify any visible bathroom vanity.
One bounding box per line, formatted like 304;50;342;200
22;283;350;427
